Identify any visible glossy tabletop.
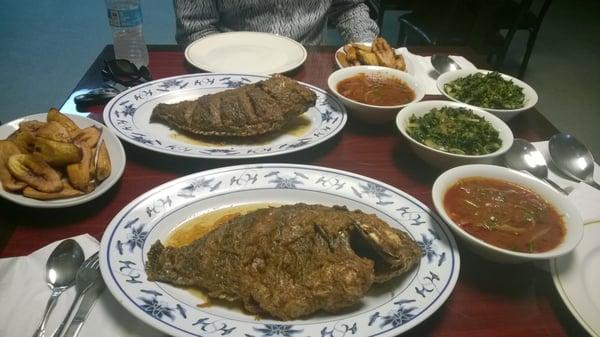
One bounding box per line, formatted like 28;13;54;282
0;45;587;337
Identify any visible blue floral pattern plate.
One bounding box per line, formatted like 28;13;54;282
100;164;460;337
103;74;347;159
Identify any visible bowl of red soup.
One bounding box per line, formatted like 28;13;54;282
327;65;425;124
432;164;583;263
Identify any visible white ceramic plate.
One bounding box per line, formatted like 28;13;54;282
185;32;307;75
552;221;600;336
0;113;126;208
103;73;347;159
436;69;538;121
335;43;416;76
99;163;460;337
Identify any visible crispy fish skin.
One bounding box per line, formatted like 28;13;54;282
146;203;420;320
150;75;317;137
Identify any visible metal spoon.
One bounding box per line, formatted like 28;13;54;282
32;239;84;337
504;138;570;195
549;133;600;190
431;53;462;74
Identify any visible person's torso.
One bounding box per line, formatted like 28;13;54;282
216;0;333;45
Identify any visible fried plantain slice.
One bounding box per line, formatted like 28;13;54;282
394;54;407;72
47;108;80;138
0;141;27;192
67;141;94;192
18;120;46;134
32;137;82;167
74;126;102;148
10;130;36;154
23;180;84;200
95;140;111;182
35;121;73;143
357;49;379;66
344;45;359;65
372;37;397;68
7;154;62;192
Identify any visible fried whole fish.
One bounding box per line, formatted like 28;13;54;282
146;203;421;320
150;75;317;137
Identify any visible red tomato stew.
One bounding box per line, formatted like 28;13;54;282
443;177;566;253
336;73;415;106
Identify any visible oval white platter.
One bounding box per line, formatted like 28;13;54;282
103;73;347;159
99;163;460;337
0;113;125;208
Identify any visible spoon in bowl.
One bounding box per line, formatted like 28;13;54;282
32;239;84;337
549;133;600;191
504;138;570;195
431;54;461;74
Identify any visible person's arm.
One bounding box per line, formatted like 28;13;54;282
329;0;380;43
173;0;221;47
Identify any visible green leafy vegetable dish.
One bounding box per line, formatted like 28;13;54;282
406;106;502;155
444;72;525;109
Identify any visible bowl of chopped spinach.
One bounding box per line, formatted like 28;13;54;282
396;100;513;169
437;69;538;121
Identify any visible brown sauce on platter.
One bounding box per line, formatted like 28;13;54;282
443;177;566;253
336;73;415;106
170;115;312;147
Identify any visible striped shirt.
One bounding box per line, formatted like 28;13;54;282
173;0;380;47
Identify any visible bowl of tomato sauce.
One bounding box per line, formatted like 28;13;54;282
432;164;583;263
327;65;425;124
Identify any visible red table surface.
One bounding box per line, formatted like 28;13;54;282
0;45;587;337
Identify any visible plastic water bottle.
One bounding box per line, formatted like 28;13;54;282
105;0;149;67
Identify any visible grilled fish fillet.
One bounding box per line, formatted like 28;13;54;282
146;203;421;320
150;75;317;137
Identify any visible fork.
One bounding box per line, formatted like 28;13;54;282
50;252;101;337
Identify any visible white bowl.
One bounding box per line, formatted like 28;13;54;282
327;65;425;124
395;100;513;169
334;43;416;75
432;164;584;263
437;69;538;121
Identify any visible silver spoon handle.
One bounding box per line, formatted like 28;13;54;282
49;287;89;337
543;177;570;195
32;289;62;337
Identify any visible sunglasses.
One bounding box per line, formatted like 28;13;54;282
101;59;152;86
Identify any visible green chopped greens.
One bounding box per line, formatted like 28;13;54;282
406;106;502;155
444;71;525;109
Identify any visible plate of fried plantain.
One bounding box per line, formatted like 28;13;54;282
0;109;125;207
335;37;415;75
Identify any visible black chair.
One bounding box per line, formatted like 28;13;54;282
396;0;477;46
366;0;415;30
485;0;553;78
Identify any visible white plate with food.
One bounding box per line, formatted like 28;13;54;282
551;221;600;336
335;37;415;76
0;111;125;208
185;32;307;75
103;73;347;159
99;163;460;337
